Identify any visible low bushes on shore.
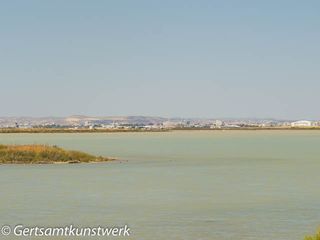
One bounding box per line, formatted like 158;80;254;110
0;144;111;164
305;229;320;240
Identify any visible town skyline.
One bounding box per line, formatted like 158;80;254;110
1;115;319;130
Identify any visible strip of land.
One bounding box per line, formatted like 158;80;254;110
0;144;113;164
0;127;320;133
0;128;169;133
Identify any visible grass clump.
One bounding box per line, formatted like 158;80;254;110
0;144;111;164
305;229;320;240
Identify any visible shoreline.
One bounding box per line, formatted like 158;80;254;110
0;127;320;134
0;128;170;134
0;159;117;165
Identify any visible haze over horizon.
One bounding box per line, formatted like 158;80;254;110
0;115;316;122
1;1;319;119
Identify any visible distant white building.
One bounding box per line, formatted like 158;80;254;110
162;121;179;129
291;120;312;127
312;121;320;127
210;120;223;128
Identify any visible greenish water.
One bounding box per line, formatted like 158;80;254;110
0;130;320;239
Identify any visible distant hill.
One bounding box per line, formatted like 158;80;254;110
0;115;169;127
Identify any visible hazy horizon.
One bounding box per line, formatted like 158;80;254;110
1;1;319;119
0;114;317;121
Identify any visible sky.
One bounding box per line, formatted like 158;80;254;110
0;0;319;119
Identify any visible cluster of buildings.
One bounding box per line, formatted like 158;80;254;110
0;117;319;130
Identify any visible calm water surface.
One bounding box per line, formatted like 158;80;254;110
0;131;320;239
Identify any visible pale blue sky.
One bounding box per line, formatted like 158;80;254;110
1;0;319;119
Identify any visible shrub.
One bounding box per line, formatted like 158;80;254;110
0;144;110;164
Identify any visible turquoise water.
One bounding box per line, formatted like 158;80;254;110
0;131;320;239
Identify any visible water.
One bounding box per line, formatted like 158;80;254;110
0;130;320;239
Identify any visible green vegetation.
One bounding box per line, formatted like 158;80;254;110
0;144;112;164
305;229;320;240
